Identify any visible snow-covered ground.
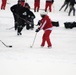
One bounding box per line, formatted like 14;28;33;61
0;0;76;75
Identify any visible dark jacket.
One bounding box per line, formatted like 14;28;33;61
66;0;70;3
10;3;25;15
10;3;35;24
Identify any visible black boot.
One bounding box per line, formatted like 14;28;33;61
73;8;75;16
17;26;23;35
68;8;72;16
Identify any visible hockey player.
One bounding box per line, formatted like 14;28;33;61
34;0;40;12
25;2;30;9
45;0;54;12
68;0;75;16
1;0;7;10
10;1;33;35
24;3;35;30
10;0;22;30
59;0;70;11
35;12;53;48
10;0;26;34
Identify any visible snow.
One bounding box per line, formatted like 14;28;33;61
0;0;76;75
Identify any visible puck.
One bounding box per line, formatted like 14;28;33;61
9;46;12;47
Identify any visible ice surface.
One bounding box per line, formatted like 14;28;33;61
0;0;76;75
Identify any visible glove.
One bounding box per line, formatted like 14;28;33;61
36;20;41;26
38;20;41;25
35;28;40;32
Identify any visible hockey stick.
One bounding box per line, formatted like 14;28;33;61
15;13;32;24
30;32;37;48
0;40;12;48
6;27;14;30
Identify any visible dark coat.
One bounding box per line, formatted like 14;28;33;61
10;3;25;16
66;0;70;3
10;3;35;25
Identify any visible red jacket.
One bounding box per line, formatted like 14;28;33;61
39;15;53;30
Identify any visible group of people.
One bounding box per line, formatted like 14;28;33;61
34;0;54;12
10;0;53;48
59;0;76;16
1;0;76;48
10;0;35;35
0;0;54;12
1;0;75;16
34;0;76;16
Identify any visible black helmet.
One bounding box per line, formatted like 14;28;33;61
18;0;21;2
25;3;30;9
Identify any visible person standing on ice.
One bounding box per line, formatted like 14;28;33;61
10;0;22;30
24;3;36;30
1;0;7;10
45;0;54;12
10;1;35;35
59;0;70;12
35;11;53;48
34;0;40;12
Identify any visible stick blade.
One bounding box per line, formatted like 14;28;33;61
8;45;12;48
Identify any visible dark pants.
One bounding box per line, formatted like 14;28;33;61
26;24;30;30
30;19;34;29
68;5;75;16
12;13;18;30
59;1;69;11
26;19;34;30
17;18;25;34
